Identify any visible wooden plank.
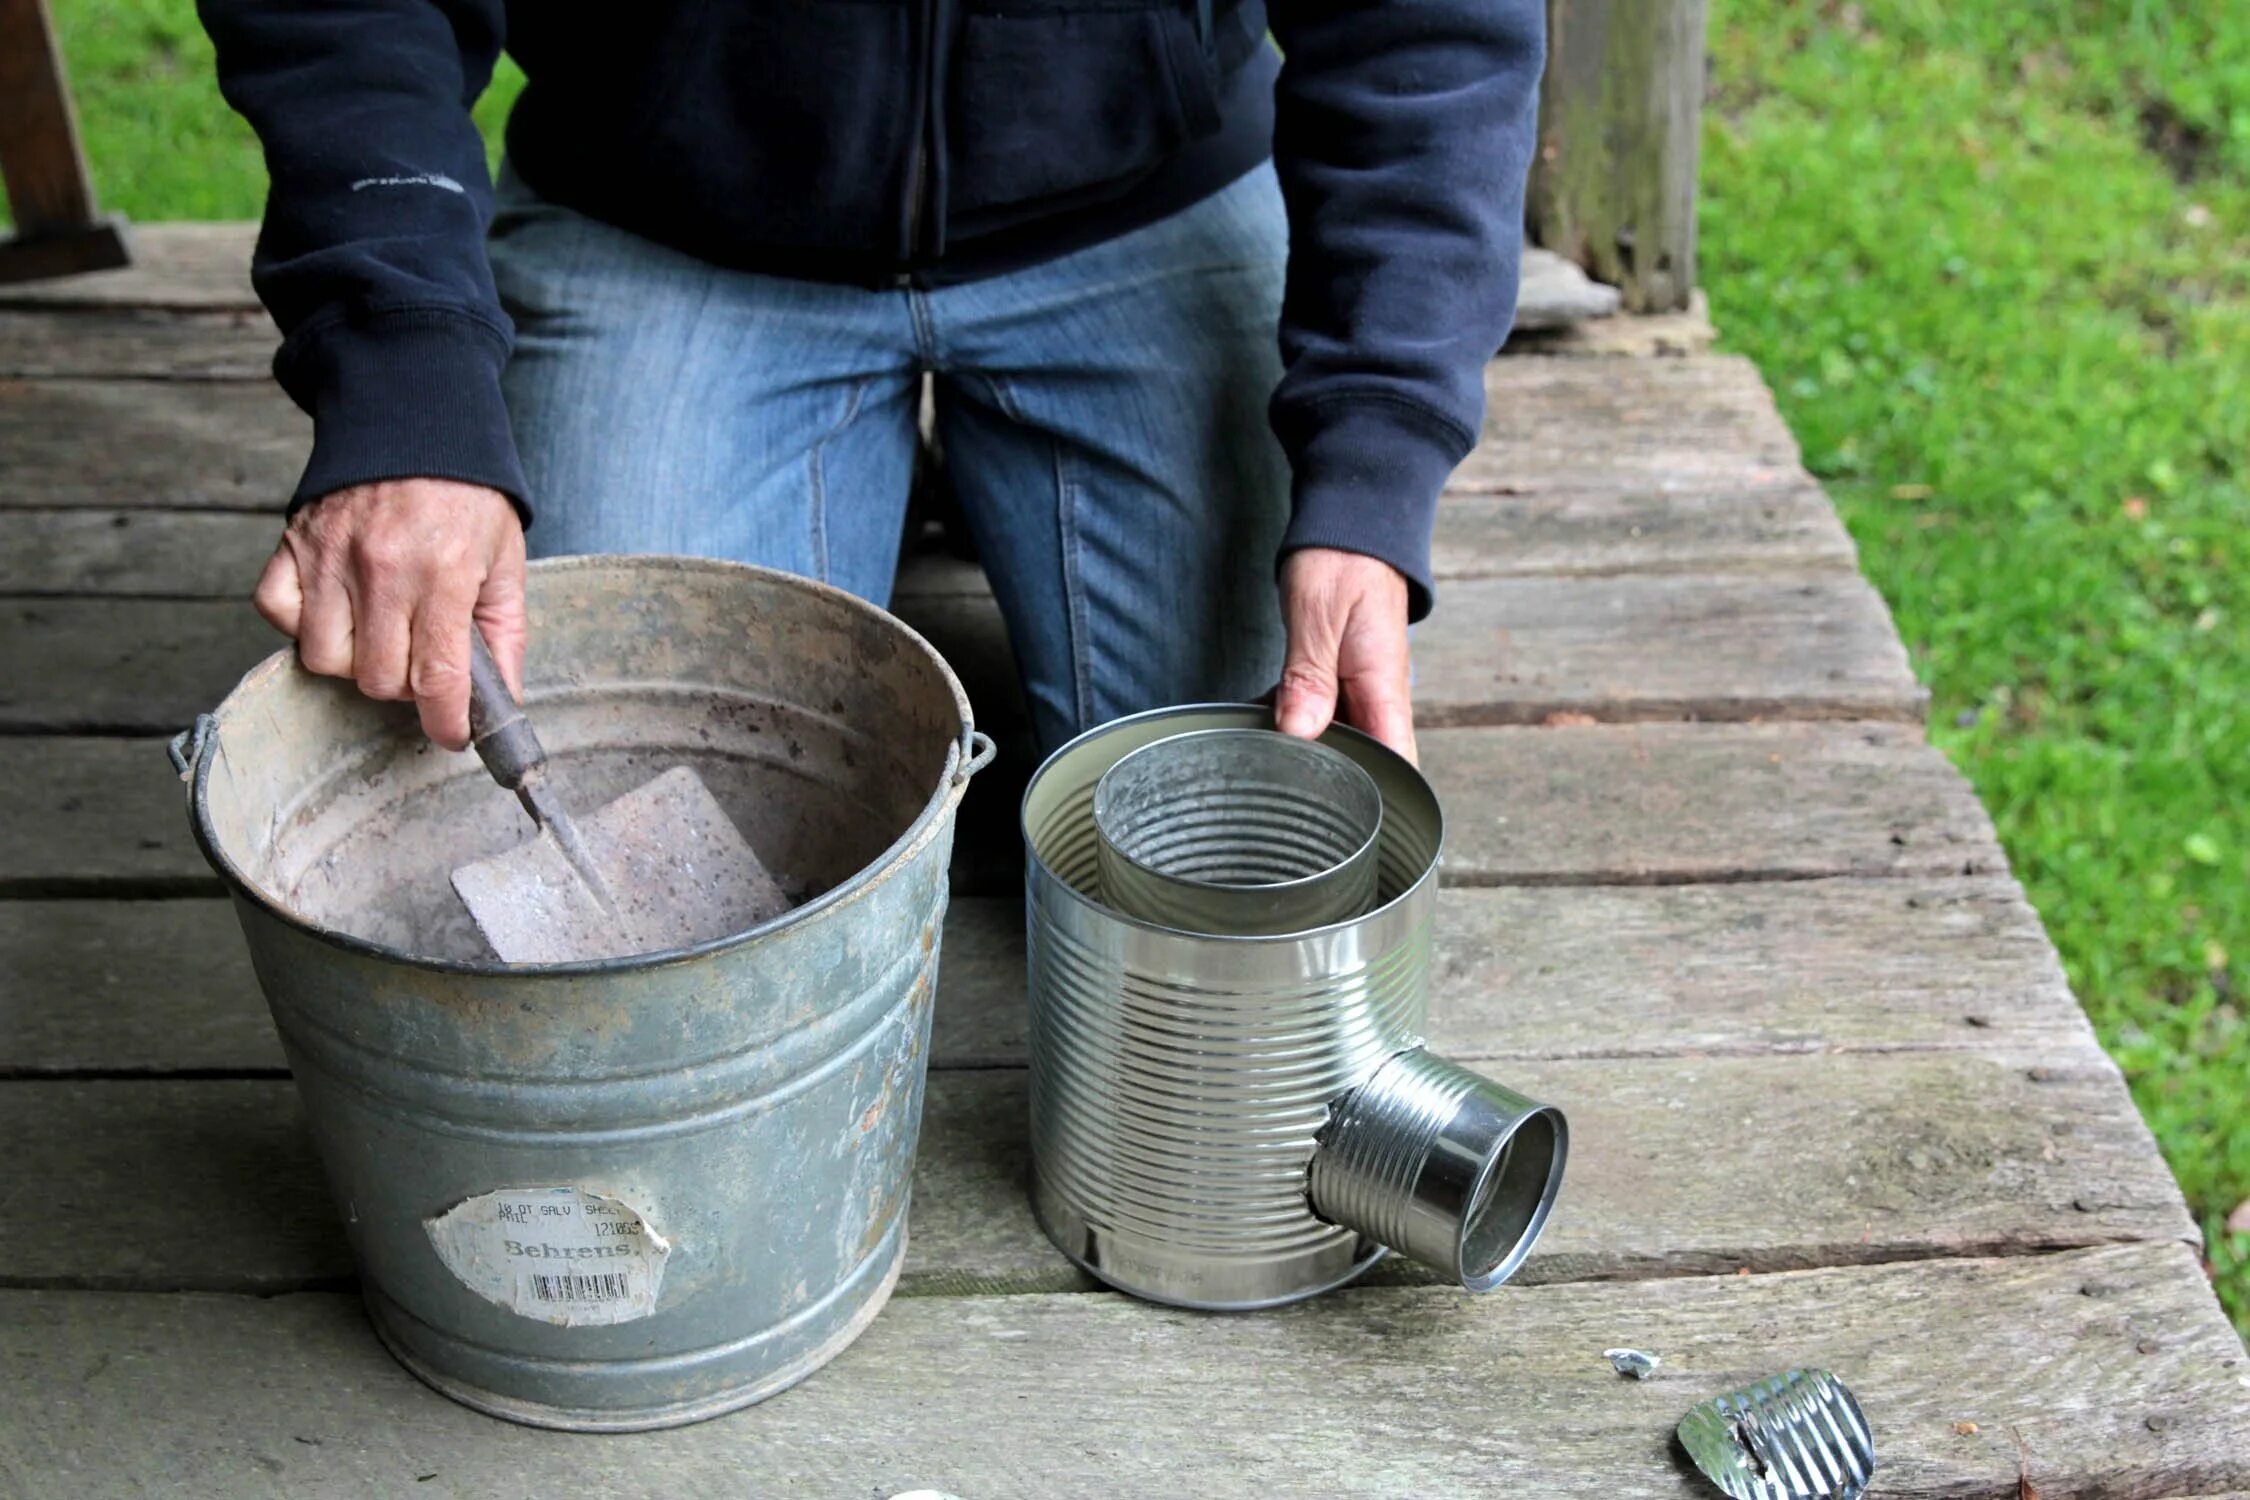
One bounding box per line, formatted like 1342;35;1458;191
4;484;1855;597
0;509;277;596
1435;481;1853;579
0;379;307;510
1405;571;1921;726
0;878;2089;1076
0;722;2002;897
0;572;1923;734
1423;721;1999;885
1416;876;2087;1057
0;225;1608;321
0;1044;2191;1293
902;572;1928;885
0;900;285;1074
0;356;1786;511
3;1245;2242;1496
1528;0;1709;312
0;222;254;310
0;738;211;895
0;598;277;734
894;481;1858;601
0;307;273;378
1466;355;1803;495
73;222;1620;327
0;250;1623;375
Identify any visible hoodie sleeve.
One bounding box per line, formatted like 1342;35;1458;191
198;0;530;516
1266;0;1546;620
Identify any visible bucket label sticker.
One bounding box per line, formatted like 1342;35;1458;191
425;1187;670;1327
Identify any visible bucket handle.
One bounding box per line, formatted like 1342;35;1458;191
167;713;217;785
956;729;997;785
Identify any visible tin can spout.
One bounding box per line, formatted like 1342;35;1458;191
1307;1049;1568;1292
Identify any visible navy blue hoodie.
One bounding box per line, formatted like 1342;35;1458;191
199;0;1545;619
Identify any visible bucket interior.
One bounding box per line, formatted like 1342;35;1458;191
194;557;971;964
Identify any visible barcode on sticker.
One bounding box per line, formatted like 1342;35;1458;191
528;1272;633;1303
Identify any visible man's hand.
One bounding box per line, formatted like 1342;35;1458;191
1274;548;1417;764
253;479;527;751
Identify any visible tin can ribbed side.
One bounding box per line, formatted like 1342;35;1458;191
1027;894;1431;1259
1305;1049;1483;1254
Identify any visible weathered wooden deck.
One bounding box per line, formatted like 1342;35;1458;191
2;227;2245;1496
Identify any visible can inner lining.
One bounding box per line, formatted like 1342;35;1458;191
1093;730;1382;891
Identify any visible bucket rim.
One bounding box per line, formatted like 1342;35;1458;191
183;554;980;977
1020;703;1445;945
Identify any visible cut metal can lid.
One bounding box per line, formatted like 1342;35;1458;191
1676;1368;1875;1499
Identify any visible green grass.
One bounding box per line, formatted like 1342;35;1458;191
1703;0;2250;1327
25;0;2250;1329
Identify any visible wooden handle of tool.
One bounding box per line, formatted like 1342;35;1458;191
467;628;544;791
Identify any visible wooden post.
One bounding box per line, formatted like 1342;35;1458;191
1527;0;1707;314
0;0;130;283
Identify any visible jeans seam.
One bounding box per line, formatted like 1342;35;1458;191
1059;453;1093;731
807;377;873;584
981;370;1094;732
906;289;942;369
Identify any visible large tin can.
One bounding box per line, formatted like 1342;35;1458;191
1022;705;1566;1309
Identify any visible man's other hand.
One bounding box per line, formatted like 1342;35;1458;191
1274;547;1417;764
253;479;527;751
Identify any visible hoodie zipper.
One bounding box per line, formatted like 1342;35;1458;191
902;136;928;275
898;0;938;283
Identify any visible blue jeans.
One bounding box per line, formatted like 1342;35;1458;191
488;166;1292;753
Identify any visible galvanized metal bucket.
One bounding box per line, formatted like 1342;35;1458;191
172;556;991;1430
1022;705;1567;1309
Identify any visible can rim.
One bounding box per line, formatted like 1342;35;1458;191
184;555;979;978
1456;1101;1570;1293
